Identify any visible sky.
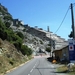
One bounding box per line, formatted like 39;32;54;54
0;0;75;40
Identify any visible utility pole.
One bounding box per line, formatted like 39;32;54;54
47;26;49;32
50;29;52;57
71;3;75;38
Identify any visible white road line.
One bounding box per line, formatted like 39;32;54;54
33;66;35;68
30;69;33;72
35;64;36;66
29;62;37;74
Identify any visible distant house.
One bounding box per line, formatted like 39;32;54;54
13;19;24;26
13;19;19;26
53;45;69;61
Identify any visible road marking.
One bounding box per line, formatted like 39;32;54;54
35;62;37;66
33;66;35;68
30;69;33;72
35;64;36;66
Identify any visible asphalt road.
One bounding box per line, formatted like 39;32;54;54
5;56;58;75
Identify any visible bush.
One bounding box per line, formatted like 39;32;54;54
23;28;26;32
21;45;32;56
4;15;12;20
39;40;43;44
46;47;51;52
9;61;14;65
16;32;24;39
13;36;22;50
5;22;11;28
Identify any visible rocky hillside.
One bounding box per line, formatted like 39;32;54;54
0;3;68;74
0;3;68;54
0;38;31;74
0;4;67;51
0;4;33;74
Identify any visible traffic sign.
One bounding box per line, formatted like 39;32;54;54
68;39;75;63
69;45;74;51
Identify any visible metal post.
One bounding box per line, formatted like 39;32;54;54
71;3;75;38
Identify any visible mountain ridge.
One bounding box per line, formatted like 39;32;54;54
0;3;68;74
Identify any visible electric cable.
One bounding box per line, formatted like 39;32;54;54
54;6;70;34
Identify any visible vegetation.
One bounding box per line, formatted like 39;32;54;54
56;65;68;74
69;31;73;38
21;45;32;56
23;28;26;32
16;31;24;39
48;43;51;46
46;47;51;52
0;18;32;56
4;15;12;20
57;65;75;75
4;21;11;28
0;4;33;75
39;40;43;44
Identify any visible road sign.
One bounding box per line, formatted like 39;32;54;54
68;39;75;63
69;45;74;51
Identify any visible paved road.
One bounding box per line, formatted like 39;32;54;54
5;56;65;75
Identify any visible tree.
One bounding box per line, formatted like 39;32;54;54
68;31;73;38
23;28;26;32
0;18;7;40
4;15;12;20
5;22;11;28
21;45;32;56
16;32;24;39
46;47;51;52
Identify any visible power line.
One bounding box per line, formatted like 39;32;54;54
73;3;75;7
54;6;70;34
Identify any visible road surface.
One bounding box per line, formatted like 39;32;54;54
5;56;62;75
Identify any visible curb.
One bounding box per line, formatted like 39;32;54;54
5;58;33;74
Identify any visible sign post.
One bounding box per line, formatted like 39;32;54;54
68;39;75;63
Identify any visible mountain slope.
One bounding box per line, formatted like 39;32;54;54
0;3;68;74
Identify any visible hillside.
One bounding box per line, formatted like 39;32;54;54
0;3;68;74
0;38;31;74
0;3;33;74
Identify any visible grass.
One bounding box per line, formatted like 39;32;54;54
57;65;75;75
57;65;68;73
0;55;33;75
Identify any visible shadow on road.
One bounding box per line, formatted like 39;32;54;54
54;70;68;73
47;57;53;62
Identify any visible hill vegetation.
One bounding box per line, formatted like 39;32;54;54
0;4;33;74
0;18;32;56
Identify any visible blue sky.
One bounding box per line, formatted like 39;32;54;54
0;0;75;40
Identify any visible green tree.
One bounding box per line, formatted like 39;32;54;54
4;15;12;20
46;47;51;52
21;45;32;56
16;32;24;39
0;18;7;40
68;31;73;38
13;35;23;50
5;22;11;28
39;40;43;44
23;28;26;32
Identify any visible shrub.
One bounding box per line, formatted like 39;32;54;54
4;15;12;20
16;32;24;39
39;40;43;44
46;47;51;52
21;45;32;56
5;22;11;28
